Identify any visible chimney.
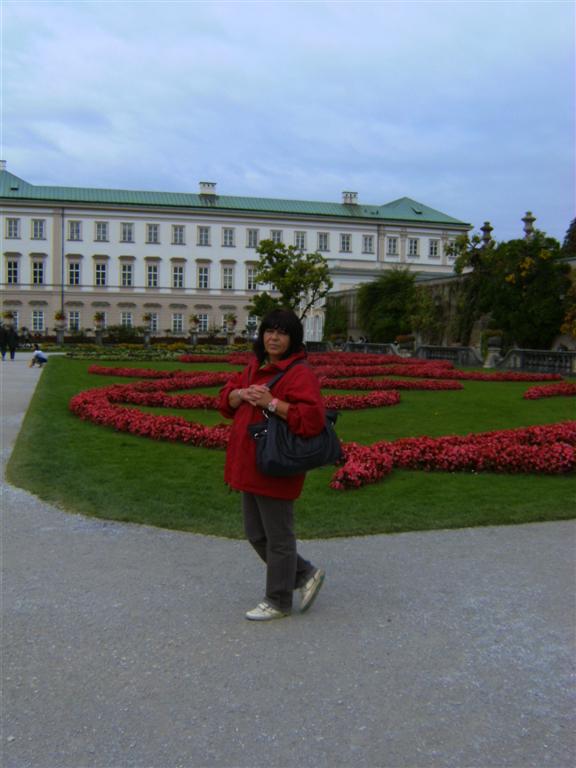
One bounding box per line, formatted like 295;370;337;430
199;181;217;196
0;160;6;172
342;191;358;205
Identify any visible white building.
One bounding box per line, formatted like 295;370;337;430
0;163;470;340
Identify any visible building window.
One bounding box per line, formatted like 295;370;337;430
32;219;46;239
7;260;19;285
146;223;160;244
95;222;109;242
120;311;133;328
121;263;133;287
387;237;398;256
148;313;158;332
246;266;257;291
198;226;211;246
121;223;134;243
68;262;80;286
428;239;440;258
222;266;234;291
447;241;457;260
247;229;259;248
172;313;184;334
222;228;235;247
32;310;44;331
6;218;20;238
317;232;329;252
197;265;209;289
172;225;185;245
68;221;82;241
294;231;306;250
32;261;44;285
340;233;351;253
68;311;80;331
10;310;19;330
172;264;184;288
197;313;209;333
95;263;107;287
408;238;419;258
362;235;374;254
147;264;159;288
270;230;283;244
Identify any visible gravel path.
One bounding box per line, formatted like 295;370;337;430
1;357;575;768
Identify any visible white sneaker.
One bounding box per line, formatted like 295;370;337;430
300;568;325;613
245;601;290;621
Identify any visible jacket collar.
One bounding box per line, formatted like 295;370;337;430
249;348;307;377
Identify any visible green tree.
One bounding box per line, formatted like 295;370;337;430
451;231;571;348
411;286;447;344
490;233;571;348
450;232;496;344
357;269;417;342
323;297;348;340
561;218;576;257
246;239;333;320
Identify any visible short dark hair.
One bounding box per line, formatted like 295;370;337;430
253;308;304;363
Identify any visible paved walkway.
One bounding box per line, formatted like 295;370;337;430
1;355;575;768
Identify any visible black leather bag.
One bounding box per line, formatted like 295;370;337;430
247;361;343;477
248;409;343;477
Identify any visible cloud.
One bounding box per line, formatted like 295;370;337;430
2;0;574;241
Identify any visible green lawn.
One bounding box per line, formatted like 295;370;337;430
7;357;575;538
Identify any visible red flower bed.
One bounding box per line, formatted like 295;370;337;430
177;354;232;364
323;392;401;410
318;377;463;391
523;382;576;400
330;442;394;490
69;387;231;448
73;362;575;491
329;422;576;489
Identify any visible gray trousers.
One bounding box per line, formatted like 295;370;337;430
242;492;314;613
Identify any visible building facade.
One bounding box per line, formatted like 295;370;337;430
0;163;470;340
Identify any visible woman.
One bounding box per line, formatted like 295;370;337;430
218;308;326;621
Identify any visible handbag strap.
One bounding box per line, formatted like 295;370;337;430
264;358;305;390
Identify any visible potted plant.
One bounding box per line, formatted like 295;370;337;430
224;312;237;329
54;310;67;329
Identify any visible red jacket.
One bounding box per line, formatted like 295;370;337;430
218;349;326;499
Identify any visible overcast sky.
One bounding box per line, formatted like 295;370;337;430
2;0;574;242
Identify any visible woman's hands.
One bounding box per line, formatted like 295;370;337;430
237;384;273;408
229;384;289;419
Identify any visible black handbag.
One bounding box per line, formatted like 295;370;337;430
247;361;344;477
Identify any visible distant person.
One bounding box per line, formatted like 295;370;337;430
0;324;18;360
29;344;48;368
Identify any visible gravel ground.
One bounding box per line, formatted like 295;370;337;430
1;356;575;768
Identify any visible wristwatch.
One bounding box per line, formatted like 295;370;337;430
267;398;279;413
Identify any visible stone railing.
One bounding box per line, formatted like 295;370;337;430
342;342;397;354
305;341;333;352
414;346;484;366
498;349;576;376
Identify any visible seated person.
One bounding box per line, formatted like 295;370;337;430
29;344;48;368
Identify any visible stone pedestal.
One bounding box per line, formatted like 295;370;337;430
484;347;502;368
95;329;104;346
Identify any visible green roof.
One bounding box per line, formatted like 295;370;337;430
0;169;469;227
